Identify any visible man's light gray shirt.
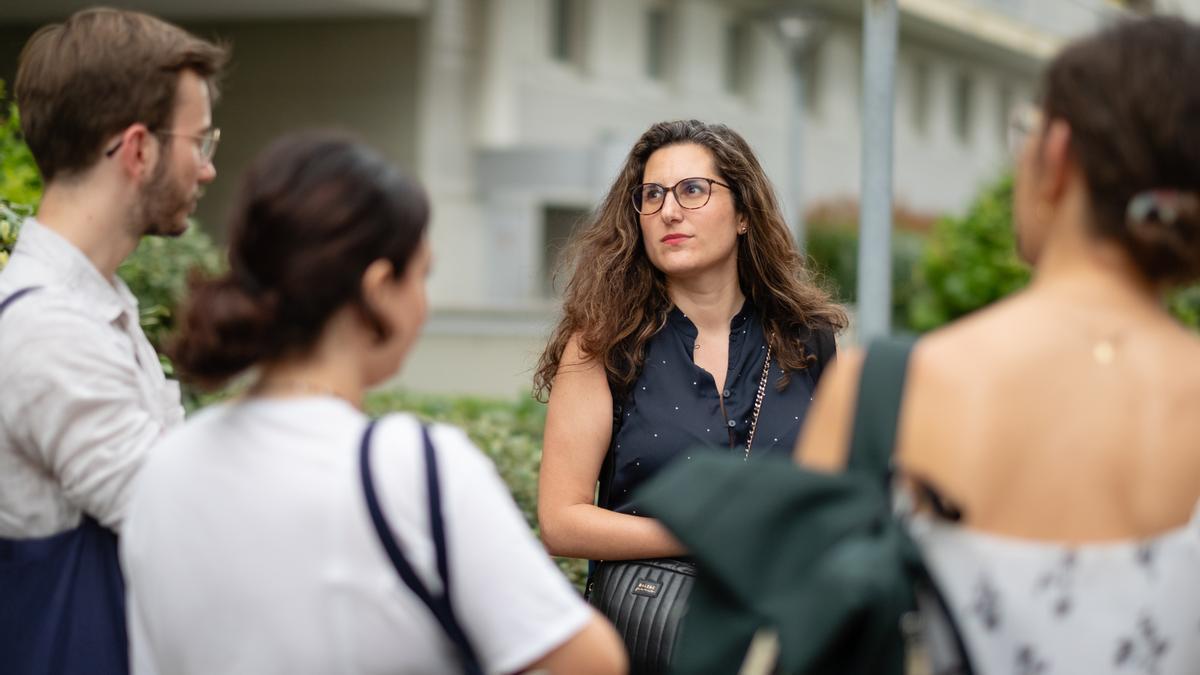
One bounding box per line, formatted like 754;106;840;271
0;218;183;538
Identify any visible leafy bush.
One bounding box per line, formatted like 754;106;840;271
364;390;588;590
906;174;1200;332
119;229;224;356
906;176;1031;331
0;82;41;271
805;223;926;333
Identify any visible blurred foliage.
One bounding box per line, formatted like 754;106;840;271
805;222;926;333
905;174;1200;331
0;82;42;270
0;83;41;208
1167;285;1200;331
118;228;224;354
364;390;588;590
906;175;1031;331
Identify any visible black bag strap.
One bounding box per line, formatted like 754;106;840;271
359;419;484;675
846;337;916;485
0;286;41;319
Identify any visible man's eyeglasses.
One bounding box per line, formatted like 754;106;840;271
103;127;221;162
632;177;733;216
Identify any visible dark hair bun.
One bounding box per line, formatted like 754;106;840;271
168;131;429;389
1125;191;1200;283
169;277;279;388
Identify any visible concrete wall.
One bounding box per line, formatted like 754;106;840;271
387;307;556;397
187;18;423;238
0;18;422;246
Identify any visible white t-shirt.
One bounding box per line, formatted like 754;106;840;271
121;397;591;675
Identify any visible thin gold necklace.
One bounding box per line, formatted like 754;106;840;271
254;378;356;405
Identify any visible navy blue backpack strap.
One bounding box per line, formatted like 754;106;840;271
359;419;484;675
0;286;41;317
846;337;916;488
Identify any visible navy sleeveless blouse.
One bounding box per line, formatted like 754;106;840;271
598;302;836;515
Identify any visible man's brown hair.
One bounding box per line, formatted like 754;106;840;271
14;7;227;183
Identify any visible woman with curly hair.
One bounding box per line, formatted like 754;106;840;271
535;120;846;571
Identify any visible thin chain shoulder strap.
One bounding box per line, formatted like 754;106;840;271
743;340;773;461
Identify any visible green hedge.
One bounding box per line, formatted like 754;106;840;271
365;390;588;589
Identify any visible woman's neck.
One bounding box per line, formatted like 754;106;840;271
1031;218;1162;316
667;272;745;334
253;350;367;410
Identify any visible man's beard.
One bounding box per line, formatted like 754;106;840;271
136;156;194;238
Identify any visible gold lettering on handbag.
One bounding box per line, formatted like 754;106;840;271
631;579;661;597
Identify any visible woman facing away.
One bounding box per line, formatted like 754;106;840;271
797;17;1200;674
120;133;626;675
535;120;846;564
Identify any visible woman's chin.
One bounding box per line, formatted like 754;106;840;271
656;257;730;282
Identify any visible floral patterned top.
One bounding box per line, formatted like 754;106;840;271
908;504;1200;675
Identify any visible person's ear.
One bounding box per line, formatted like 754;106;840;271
110;123;159;182
360;258;397;310
1036;118;1074;208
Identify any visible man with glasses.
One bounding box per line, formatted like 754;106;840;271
0;8;225;674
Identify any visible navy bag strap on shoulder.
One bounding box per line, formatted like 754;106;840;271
359;419;484;675
0;285;130;675
0;285;42;315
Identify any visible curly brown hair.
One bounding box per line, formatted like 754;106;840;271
533;120;847;402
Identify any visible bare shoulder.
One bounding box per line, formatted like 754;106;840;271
549;332;608;393
544;332;611;427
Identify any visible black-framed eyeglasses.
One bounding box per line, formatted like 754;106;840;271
103;127;221;162
632;177;733;215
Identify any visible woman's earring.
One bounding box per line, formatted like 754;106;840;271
738;227;747;235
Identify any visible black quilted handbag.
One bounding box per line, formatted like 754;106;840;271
587;557;697;675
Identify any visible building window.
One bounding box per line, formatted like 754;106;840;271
953;71;975;145
550;0;586;66
802;40;823;115
996;82;1014;148
646;4;671;80
911;59;931;136
853;38;864;114
542;205;590;296
724;20;750;95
